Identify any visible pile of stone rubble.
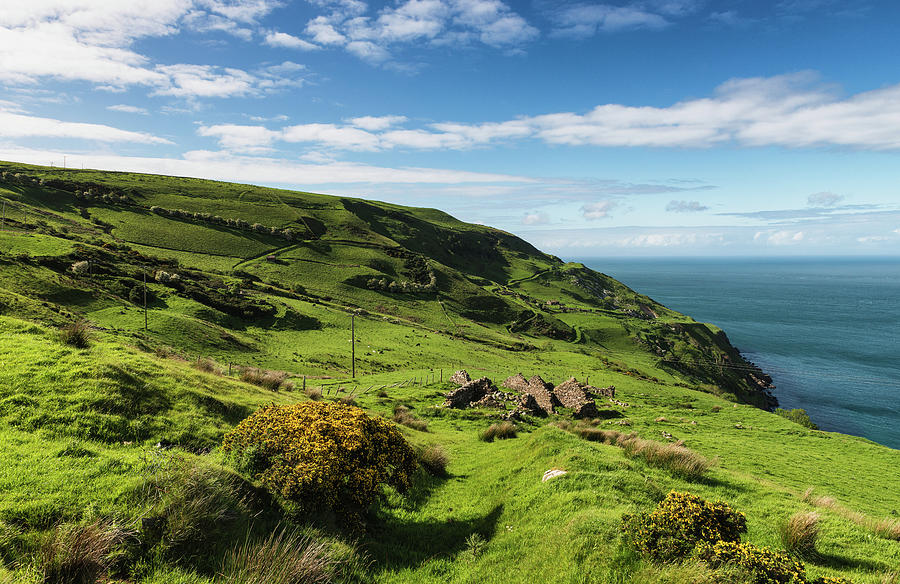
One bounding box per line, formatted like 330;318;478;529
442;370;615;421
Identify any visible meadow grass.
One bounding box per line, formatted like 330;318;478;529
1;161;898;584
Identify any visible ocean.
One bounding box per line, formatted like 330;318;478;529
579;256;900;450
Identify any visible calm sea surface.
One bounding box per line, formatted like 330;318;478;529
578;257;900;450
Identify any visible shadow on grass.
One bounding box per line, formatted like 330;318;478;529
366;503;504;570
811;552;890;573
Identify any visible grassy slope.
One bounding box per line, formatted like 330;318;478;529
0;161;897;583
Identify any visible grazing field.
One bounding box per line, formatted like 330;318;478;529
0;161;896;584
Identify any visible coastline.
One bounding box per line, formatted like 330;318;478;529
577;256;900;450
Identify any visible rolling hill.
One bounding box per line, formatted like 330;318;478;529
0;160;896;584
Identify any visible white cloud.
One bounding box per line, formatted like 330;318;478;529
197;123;280;151
666;200;709;212
348;115;408;130
766;230;805;245
305;15;348;44
264;30;320;49
183;10;253;40
0;0;300;97
0;111;172;144
0;146;531;186
581;200;619;219
807;191;844;207
551;4;669;37
193;73;900;153
154;64;257;97
521;211;550;225
298;0;537;64
107;104;150;114
282;123;381;150
345;39;392;62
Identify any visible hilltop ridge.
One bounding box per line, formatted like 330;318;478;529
0;160;773;408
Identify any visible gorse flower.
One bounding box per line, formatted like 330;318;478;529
223;402;418;516
697;541;806;584
621;491;746;561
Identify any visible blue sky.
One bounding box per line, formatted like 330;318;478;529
2;0;899;257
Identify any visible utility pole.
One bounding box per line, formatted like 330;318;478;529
351;312;356;378
63;155;67;169
143;270;148;331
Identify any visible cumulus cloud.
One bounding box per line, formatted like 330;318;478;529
0;145;531;186
107;104;149;114
551;4;669;37
347;115;408;131
195;73;900;152
0;111;172;144
0;0;298;97
807;191;844;207
666;200;709;212
581;200;619;220
297;0;537;64
197;123;280;151
521;212;550;225
546;0;706;37
756;229;805;245
263;30;320;49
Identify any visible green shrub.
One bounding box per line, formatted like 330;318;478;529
479;421;517;442
776;408;819;430
779;512;820;560
59;320;91;349
622;491;746;561
696;541;806;584
223;403;418;516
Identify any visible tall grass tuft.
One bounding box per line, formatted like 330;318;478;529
240;367;288;391
779;511;820;560
419;444;450;477
59;320;91;349
479;421;517;442
576;427;628;445
393;406;428;432
38;520;125;584
802;487;900;541
619;436;713;480
218;529;333;584
873;518;900;541
306;387;323;401
194;357;222;375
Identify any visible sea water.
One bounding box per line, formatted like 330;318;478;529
579;257;900;450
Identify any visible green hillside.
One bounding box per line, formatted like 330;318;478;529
0;161;896;584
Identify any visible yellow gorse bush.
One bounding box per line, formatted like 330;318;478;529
622;491;746;561
223;402;418;514
697;541;806;584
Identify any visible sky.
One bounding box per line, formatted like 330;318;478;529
1;0;899;257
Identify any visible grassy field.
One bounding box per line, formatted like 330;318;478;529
0;161;896;584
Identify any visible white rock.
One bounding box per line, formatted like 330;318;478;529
542;469;567;482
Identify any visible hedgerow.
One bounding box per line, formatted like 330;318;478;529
223;403;418;516
621;491;746;561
